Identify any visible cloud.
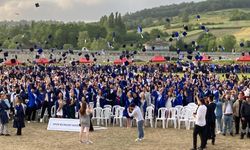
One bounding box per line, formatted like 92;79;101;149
0;0;204;22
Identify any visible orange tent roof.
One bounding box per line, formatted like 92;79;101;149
114;58;132;65
79;58;93;63
4;59;23;66
236;55;250;62
35;58;49;64
150;55;166;62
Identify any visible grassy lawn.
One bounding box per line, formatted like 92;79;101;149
0;123;249;150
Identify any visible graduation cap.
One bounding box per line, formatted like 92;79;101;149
157;35;161;38
240;42;245;47
200;25;206;30
71;61;76;66
107;59;110;62
196;15;201;19
68;49;74;54
85;54;90;59
37;48;43;54
48;34;52;39
187;49;193;54
29;47;34;52
119;55;123;60
35;3;40;8
62;52;67;57
35;55;40;59
15;41;19;44
0;58;3;63
58;58;62;62
191;41;196;45
78;52;82;56
184;44;188;49
142;46;146;52
182;32;187;37
124;61;129;66
152;46;155;51
130;43;134;47
112;32;116;38
219;56;222;60
122;44;126;48
177;48;181;54
126;55;130;59
183;25;189;31
166;18;170;22
169;38;173;42
4;52;8;57
187;55;193;60
93;58;97;62
133;51;137;55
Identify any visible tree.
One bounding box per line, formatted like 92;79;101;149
182;13;189;23
63;44;73;50
220;35;237;52
90;38;108;50
77;31;90;49
197;33;217;51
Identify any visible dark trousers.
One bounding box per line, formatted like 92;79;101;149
205;121;216;145
41;101;52;118
17;128;22;135
89;114;94;132
193;125;206;149
241;117;250;134
26;107;37;121
234;116;241;134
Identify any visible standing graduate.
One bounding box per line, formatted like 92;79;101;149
191;96;207;150
13;96;25;136
0;92;10;136
205;95;216;146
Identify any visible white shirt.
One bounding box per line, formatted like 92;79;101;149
128;106;144;122
195;105;207;127
225;103;233;114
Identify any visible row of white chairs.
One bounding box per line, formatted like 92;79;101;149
155;103;198;129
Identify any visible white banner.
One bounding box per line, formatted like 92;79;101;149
47;118;107;132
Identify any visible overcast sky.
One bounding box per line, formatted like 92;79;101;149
0;0;204;22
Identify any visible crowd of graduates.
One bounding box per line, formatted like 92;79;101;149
0;62;249;139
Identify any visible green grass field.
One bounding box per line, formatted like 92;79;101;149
139;8;250;43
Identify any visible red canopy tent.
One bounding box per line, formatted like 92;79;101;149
200;54;212;62
236;55;250;62
150;55;166;62
114;58;132;65
4;59;23;66
79;58;93;63
35;58;49;64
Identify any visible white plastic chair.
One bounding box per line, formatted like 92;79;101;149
155;108;168;128
51;105;56;118
92;107;103;126
166;108;178;128
113;107;125;127
178;108;190;129
111;105;120;118
89;102;94;109
104;105;112;109
175;105;184;120
188;109;196;130
102;108;112;126
145;106;154;128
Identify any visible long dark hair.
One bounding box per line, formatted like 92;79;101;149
79;101;87;116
